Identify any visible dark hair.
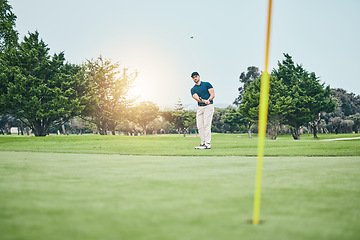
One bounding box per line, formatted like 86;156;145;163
191;72;199;77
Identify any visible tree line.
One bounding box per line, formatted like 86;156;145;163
231;55;360;139
0;1;255;137
0;1;155;136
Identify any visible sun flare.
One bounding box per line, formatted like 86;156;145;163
128;82;145;103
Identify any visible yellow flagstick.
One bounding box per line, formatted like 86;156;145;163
252;0;273;225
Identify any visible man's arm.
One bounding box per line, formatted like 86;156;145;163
192;93;204;103
192;88;215;105
208;88;215;101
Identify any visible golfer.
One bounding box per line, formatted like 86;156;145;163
190;72;215;149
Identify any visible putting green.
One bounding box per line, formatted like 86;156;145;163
1;151;359;240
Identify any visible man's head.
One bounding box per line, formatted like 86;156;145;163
191;72;200;84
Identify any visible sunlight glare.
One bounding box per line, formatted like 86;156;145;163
128;80;145;103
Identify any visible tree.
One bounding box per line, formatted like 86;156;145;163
272;54;335;139
0;114;16;134
129;101;159;135
0;31;91;136
0;0;18;115
348;113;360;133
329;117;342;134
83;56;137;135
0;0;18;51
160;100;196;137
67;117;96;135
239;75;292;139
211;107;228;133
320;88;360;133
183;111;197;134
341;120;354;133
224;108;242;133
233;66;260;106
172;99;188;136
172;110;195;137
330;88;360;117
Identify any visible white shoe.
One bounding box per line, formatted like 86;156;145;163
195;144;206;149
195;144;211;149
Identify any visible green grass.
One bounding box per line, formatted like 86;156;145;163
1;133;360;239
0;133;359;156
0;152;359;240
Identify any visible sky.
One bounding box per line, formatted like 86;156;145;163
9;0;360;108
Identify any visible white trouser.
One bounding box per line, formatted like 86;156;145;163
196;104;214;146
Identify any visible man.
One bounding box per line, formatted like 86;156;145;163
190;72;215;149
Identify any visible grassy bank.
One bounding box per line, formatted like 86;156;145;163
0;133;359;156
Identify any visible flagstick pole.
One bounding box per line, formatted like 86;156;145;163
252;0;273;225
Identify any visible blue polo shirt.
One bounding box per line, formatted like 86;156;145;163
191;81;214;106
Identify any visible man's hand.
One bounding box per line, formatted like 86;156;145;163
194;95;210;104
199;97;210;104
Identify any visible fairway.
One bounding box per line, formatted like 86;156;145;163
1;151;359;240
1;133;360;156
2;0;360;239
